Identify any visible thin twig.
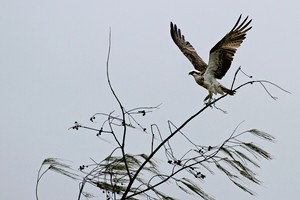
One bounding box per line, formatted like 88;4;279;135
105;28;132;181
35;164;50;200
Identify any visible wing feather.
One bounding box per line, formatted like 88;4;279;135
170;22;207;74
206;15;252;79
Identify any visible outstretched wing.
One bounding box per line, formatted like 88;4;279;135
206;15;252;79
170;22;207;74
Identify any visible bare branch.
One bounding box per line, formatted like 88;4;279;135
105;28;132;181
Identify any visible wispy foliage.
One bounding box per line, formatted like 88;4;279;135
35;158;80;200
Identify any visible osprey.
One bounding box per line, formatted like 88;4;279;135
170;15;252;102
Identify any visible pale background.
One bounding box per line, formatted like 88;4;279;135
0;0;299;199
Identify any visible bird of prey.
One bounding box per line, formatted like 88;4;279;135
170;15;252;102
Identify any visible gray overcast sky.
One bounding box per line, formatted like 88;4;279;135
1;0;299;199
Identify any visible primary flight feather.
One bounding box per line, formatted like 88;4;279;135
170;15;252;102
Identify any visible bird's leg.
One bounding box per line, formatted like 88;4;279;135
204;92;213;106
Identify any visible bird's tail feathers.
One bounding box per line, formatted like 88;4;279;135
220;86;236;96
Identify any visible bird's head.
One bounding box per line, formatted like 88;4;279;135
188;71;200;76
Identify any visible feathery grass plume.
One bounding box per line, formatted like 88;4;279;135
247;129;276;142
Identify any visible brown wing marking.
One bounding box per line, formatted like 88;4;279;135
207;15;252;79
170;22;207;74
